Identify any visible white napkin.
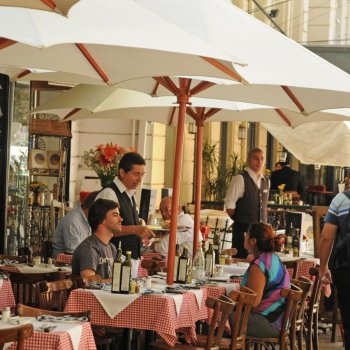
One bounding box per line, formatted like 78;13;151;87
217;282;240;295
88;289;139;318
192;289;203;309
163;294;183;316
51;322;83;350
0;279;3;289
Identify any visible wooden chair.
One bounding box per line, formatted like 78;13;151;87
17;303;91;319
9;271;60;306
246;285;302;350
0;255;28;263
36;278;74;311
282;258;301;279
141;258;166;276
303;266;323;350
290;277;313;350
148;295;235;350
71;274;103;289
0;323;34;350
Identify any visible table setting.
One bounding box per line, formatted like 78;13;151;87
0;315;96;350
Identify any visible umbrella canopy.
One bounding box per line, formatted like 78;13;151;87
0;0;245;85
29;84;350;128
0;0;78;15
262;120;350;167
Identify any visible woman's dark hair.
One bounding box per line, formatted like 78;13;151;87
119;152;146;173
248;222;284;252
88;199;119;232
81;191;99;210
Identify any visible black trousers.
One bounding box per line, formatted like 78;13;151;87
333;266;350;349
231;221;249;258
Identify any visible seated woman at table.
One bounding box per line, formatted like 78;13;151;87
72;199;123;282
232;222;290;337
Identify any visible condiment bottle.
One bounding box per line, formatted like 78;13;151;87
2;306;11;322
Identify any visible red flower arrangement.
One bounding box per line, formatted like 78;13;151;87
82;143;130;181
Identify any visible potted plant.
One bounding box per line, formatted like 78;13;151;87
202;140;246;209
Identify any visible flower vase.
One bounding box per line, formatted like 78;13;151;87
100;176;114;188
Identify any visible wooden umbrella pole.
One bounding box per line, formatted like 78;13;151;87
166;79;189;286
193;118;204;257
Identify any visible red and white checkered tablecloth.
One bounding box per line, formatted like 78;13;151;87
0;279;16;309
56;253;73;265
65;288;208;347
4;322;96;350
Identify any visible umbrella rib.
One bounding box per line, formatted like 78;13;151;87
204;108;221;119
200;56;243;82
0;38;16;50
281;85;305;113
17;70;31;79
186;106;198;119
41;0;57;10
275;108;291;127
190;81;216;96
75;43;110;83
168;107;177;126
64;108;81;120
153;77;179;95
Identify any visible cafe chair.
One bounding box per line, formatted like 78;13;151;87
290;277;313;350
0;323;34;350
36;278;74;311
282;258;301;279
246;285;302;350
141;258;166;276
148;295;235;350
9;271;61;306
303;266;323;350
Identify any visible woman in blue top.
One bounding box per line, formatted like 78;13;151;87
235;222;290;337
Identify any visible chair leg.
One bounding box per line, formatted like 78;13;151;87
312;313;319;350
305;316;312;350
297;328;303;350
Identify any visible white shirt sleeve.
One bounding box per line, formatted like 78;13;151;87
95;188;119;203
224;174;245;210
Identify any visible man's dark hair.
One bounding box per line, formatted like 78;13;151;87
88;199;119;232
81;191;99;210
119;152;146;173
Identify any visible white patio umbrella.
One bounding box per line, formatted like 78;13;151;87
6;0;350;283
29;84;350;283
262;120;350;167
0;0;79;16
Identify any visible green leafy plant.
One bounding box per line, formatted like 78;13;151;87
202;140;246;201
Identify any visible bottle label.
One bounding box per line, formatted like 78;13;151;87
178;259;187;282
112;262;122;293
174;256;179;282
120;266;131;292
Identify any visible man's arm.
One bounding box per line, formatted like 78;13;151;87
224;175;244;218
319;222;337;284
113;225;155;239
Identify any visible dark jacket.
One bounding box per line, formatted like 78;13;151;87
270;166;303;194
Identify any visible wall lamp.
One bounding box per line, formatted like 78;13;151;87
188;123;197;135
238;124;247;140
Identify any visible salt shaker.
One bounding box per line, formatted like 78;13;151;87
2;306;11;322
145;276;152;289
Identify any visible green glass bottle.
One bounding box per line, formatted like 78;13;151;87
177;246;189;284
120;251;132;294
111;242;123;293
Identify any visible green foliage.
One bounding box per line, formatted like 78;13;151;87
202;140;246;201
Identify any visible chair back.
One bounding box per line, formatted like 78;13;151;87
205;295;235;350
282;258;301;279
140;259;166;276
71;274;103;289
0;323;33;350
228;286;257;350
16;303;91;320
9;271;60;306
0;255;28;263
36;278;73;311
290;277;313;331
308;266;322;315
279;285;303;342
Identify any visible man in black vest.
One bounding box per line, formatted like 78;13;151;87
96;152;154;277
224;148;269;258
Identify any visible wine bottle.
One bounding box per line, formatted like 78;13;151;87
205;242;215;277
292;228;300;257
120;251;132;294
212;229;221;264
192;247;205;281
111;242;123;293
177;246;189;283
173;243;180;283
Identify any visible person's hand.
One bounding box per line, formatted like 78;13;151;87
134;225;155;239
319;267;332;285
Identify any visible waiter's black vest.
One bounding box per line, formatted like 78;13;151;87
234;171;269;225
108;182;141;259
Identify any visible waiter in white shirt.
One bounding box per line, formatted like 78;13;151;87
224;148;269;258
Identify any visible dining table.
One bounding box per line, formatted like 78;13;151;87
0;317;96;350
65;283;208;348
